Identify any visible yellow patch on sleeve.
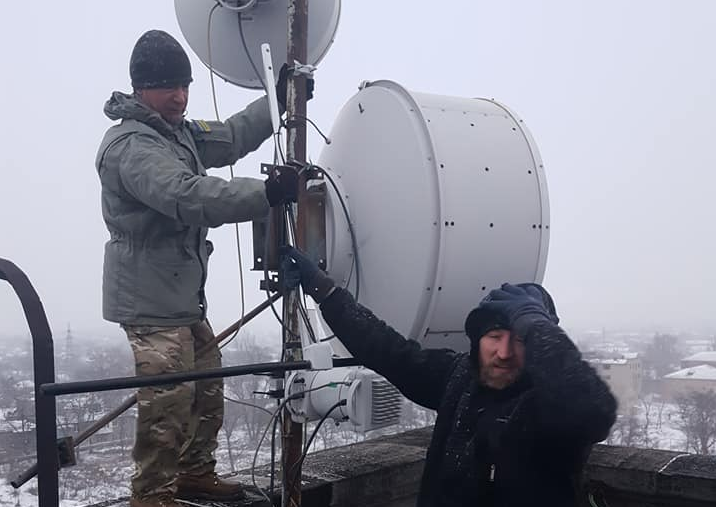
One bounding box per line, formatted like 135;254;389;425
192;120;212;133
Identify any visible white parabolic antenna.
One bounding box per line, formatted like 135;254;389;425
174;0;341;89
319;81;550;352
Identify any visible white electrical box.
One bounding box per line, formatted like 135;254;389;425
286;367;403;432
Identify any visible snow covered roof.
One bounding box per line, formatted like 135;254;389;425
590;358;628;365
664;364;716;380
682;339;714;345
682;351;716;362
586;351;639;365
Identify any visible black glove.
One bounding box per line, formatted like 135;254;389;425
265;166;299;207
280;246;335;303
478;283;555;339
276;63;315;111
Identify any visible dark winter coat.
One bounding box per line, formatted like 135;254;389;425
320;288;617;507
95;92;272;326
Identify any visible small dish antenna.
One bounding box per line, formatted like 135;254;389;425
174;0;341;89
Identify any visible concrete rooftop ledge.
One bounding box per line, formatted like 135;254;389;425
91;426;716;507
585;444;716;506
235;427;433;507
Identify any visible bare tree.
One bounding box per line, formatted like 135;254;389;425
9;395;34;433
398;400;435;431
676;390;716;455
0;374;19;407
314;417;341;450
655;399;667;431
221;398;243;472
641;333;681;393
640;396;654;447
221;333;275;462
607;410;645;447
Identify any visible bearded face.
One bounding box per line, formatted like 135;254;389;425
477;329;525;389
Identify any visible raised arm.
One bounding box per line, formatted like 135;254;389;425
116;134;269;227
193;65;315;169
520;320;616;443
281;246;459;410
320;288;460;410
191;96;274;169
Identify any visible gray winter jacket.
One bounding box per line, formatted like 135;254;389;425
96;91;272;326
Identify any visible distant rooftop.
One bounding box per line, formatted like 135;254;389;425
664;364;716;381
682;351;716;362
584;350;639;364
590;358;628;365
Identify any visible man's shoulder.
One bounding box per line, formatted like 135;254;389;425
107;118;163;138
97;120;167;171
445;354;472;385
187;119;213;134
99;120;167;152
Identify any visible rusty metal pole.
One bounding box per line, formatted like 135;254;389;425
282;1;309;506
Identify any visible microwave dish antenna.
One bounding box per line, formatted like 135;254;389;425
174;0;341;89
317;81;550;352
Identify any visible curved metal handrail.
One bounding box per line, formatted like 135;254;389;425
0;258;59;507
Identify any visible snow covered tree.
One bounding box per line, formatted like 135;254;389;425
676;390;716;455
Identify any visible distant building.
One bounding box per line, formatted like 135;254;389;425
662;365;716;401
680;351;716;369
679;338;716;355
586;353;642;414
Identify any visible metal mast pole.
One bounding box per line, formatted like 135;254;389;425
282;1;309;506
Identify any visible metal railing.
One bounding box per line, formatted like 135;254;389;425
0;257;358;507
0;259;59;507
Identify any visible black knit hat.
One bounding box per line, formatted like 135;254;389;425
464;282;559;341
130;30;192;89
464;307;510;341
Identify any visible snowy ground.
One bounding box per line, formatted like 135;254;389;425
0;401;695;507
0;442;275;507
641;403;687;451
606;401;689;451
0;410;418;507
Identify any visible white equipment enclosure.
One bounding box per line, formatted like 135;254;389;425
286;368;403;431
174;0;341;88
319;81;549;352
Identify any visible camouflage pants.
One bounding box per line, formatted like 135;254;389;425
123;321;223;498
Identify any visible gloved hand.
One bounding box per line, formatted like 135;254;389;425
280;245;335;303
276;63;315;111
477;283;555;339
265;166;299;207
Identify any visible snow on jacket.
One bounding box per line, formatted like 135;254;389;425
320;288;617;507
96;91;272;326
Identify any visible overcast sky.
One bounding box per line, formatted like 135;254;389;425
1;0;715;344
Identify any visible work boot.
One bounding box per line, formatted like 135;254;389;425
129;494;182;507
175;472;247;500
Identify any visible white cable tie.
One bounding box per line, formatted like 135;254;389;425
292;61;317;78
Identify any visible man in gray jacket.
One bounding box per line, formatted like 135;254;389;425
96;30;304;507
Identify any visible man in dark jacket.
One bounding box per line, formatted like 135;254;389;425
282;246;617;507
96;30;306;507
